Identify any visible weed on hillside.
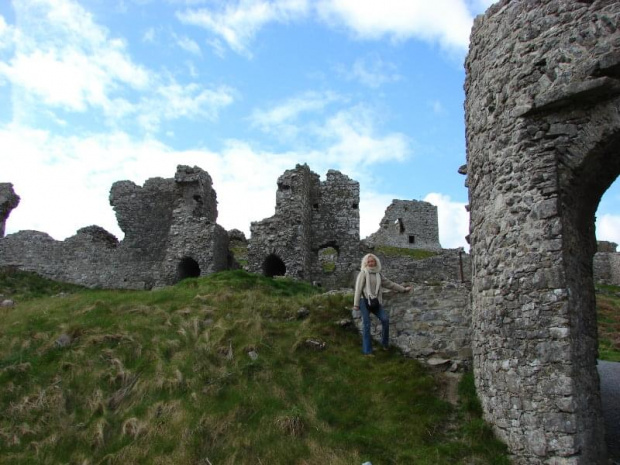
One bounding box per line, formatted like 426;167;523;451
0;269;509;464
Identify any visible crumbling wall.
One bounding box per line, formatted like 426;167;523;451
248;164;360;287
465;1;620;463
594;241;620;286
310;169;360;288
372;249;471;284
0;166;229;289
365;199;441;251
353;282;472;368
0;183;20;238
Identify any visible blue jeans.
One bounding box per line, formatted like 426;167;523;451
360;298;389;354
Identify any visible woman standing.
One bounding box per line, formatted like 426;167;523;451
352;253;411;356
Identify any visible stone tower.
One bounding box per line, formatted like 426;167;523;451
465;1;620;463
365;199;441;251
248;164;360;288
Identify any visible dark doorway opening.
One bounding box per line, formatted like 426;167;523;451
178;257;201;280
263;254;286;278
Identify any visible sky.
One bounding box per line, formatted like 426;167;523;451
1;0;619;252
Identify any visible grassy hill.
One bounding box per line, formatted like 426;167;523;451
0;268;516;464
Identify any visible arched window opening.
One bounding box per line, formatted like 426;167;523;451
318;245;339;274
395;218;405;234
178;257;201;280
262;254;286;278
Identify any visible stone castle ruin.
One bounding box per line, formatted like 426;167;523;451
465;0;620;463
5;1;620;460
247;164;360;289
365;199;442;251
0;166;231;289
1;164;458;290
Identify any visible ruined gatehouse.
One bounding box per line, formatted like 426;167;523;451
465;1;620;463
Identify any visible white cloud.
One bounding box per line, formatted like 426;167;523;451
597;214;620;249
174;34;202;55
424;192;469;250
339;54;402;88
249;90;341;138
0;14;16;52
142;27;156;43
137;81;235;132
429;100;444;114
316;0;474;53
0;0;235;133
176;0;309;57
315;106;411;174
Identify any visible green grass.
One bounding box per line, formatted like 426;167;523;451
230;245;248;267
375;245;439;260
0;269;510;464
596;284;620;362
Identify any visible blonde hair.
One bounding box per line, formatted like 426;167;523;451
360;253;381;272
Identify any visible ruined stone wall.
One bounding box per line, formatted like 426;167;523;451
465;1;620;463
248;165;360;287
310;170;360;288
368;248;472;284
0;183;19;238
353;282;472;368
247;165;318;280
0;166;229;289
365;199;441;251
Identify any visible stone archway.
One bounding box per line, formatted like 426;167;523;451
177;256;201;280
465;1;620;463
262;254;286;278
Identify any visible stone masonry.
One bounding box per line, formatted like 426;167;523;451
354;282;472;369
0;166;229;289
465;1;620;463
594;241;620;286
247;164;360;289
365;199;442;251
0;183;20;238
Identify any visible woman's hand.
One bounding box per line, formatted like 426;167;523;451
403;286;412;292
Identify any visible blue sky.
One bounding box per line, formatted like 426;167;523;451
1;0;619;251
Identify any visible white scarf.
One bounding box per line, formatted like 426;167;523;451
364;269;381;299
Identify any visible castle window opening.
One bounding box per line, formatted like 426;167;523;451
318;245;339;274
262;254;286;278
313;203;319;210
395;218;405;234
408;235;415;244
351;203;358;209
177;257;201;280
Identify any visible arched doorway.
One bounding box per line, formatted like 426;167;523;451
262;254;286;278
177;256;201;280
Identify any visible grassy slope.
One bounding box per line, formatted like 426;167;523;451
0;269;509;465
596;284;620;362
